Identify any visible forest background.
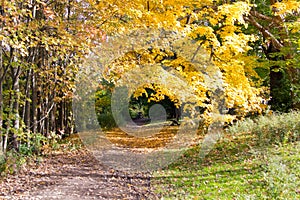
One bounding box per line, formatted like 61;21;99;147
0;0;300;159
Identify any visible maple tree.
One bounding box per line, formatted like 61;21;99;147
94;1;278;123
97;0;300;117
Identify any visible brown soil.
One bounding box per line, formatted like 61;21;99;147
0;143;159;199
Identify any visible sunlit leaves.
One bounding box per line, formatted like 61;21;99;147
272;0;300;16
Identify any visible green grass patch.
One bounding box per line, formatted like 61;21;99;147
152;112;300;199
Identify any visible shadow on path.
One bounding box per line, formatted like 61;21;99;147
0;149;159;200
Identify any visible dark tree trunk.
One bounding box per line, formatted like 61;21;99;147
263;42;292;112
31;72;37;134
0;80;3;152
22;69;31;148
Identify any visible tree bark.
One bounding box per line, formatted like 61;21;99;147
0;79;3;152
0;45;3;152
245;3;293;112
31;72;37;134
12;71;20;150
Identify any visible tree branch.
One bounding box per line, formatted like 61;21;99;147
244;15;283;50
249;10;273;22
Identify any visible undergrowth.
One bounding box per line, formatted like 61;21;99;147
0;133;82;176
227;111;300;145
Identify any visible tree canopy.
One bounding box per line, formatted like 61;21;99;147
1;0;300;153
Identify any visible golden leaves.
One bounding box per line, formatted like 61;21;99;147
272;0;300;16
189;26;220;48
217;2;251;26
97;0;268;118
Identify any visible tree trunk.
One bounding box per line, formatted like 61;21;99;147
246;1;294;112
0;46;3;153
31;72;37;134
263;42;292;112
59;100;64;133
12;72;20;150
23;69;31;147
22;69;31;128
51;104;56;134
0;80;3;153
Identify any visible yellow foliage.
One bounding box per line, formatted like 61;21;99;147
272;0;300;16
95;0;275;120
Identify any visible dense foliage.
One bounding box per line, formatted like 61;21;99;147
1;0;300;156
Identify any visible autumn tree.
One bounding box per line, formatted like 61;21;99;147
98;0;300;117
0;0;168;153
0;0;109;153
96;0;264;122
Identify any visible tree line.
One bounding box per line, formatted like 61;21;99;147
1;0;300;155
0;0;103;153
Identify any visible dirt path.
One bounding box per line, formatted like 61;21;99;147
0;149;158;200
0;125;195;199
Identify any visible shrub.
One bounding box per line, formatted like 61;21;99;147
227;111;300;145
97;113;117;130
0;131;59;175
0;150;30;175
262;143;300;199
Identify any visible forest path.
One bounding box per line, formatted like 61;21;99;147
0;146;158;200
0;124;193;199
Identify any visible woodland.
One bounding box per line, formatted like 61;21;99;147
0;0;299;199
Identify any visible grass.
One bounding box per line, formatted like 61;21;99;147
152;112;300;199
